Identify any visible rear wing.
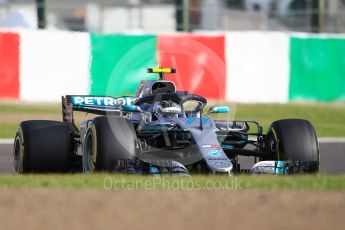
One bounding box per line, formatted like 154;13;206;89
62;95;138;132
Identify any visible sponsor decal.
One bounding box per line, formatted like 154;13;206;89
186;117;195;125
202;144;221;148
249;161;287;174
202;118;209;125
208;158;228;161
208;150;223;158
212;161;231;167
72;96;134;107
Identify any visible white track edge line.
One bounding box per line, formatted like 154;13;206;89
0;139;14;144
318;138;345;143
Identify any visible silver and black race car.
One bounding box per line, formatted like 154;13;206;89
13;68;319;175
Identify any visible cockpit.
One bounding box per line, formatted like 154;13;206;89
133;92;207;121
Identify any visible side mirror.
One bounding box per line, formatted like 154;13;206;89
208;106;230;114
121;105;143;113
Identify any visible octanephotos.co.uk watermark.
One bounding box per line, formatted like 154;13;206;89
103;176;243;191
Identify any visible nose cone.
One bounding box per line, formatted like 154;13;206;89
202;148;234;174
208;155;233;174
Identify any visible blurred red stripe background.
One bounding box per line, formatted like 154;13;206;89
0;32;20;100
157;34;226;100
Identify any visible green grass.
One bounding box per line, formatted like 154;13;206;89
0;103;60;114
0;102;345;138
232;103;345;137
0;123;19;138
0;174;344;191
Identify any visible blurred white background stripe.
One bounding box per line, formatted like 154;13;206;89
225;32;290;103
19;30;90;102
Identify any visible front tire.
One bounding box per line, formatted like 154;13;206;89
267;119;319;168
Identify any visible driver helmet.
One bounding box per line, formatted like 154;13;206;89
154;100;181;118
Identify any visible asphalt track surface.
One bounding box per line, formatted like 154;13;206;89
0;139;344;174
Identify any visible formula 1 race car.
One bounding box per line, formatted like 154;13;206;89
13;68;319;175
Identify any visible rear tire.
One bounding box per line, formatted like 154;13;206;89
267;119;319;167
13;120;73;173
82;116;136;172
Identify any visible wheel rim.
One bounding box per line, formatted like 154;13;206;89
83;132;95;173
13;132;24;173
269;128;281;161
